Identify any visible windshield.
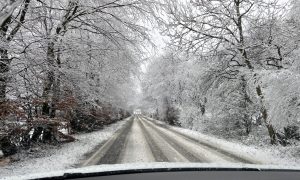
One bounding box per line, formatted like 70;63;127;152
1;0;300;179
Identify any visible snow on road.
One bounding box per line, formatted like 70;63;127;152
0;117;131;178
119;118;155;163
145;116;300;166
89;116;265;165
139;118;189;162
143;119;238;163
79;115;298;166
2;115;299;179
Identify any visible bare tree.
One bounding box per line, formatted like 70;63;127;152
0;0;30;102
154;0;291;144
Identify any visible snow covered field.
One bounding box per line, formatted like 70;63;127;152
0;117;130;179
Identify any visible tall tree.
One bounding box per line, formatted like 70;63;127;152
0;0;30;102
156;0;288;143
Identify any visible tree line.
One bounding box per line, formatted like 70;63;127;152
142;0;300;146
0;0;149;156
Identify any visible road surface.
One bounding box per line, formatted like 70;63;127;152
82;116;255;166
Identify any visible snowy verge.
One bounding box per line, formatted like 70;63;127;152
0;117;131;178
145;116;300;166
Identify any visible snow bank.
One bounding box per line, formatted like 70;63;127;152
0;117;131;178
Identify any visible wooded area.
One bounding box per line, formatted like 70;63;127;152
0;0;147;156
2;0;300;160
142;0;300;146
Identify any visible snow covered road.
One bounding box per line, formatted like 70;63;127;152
82;116;257;166
2;116;297;179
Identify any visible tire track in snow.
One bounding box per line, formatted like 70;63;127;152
143;116;255;164
136;118;169;162
84;115;256;166
118;116;155;163
139;117;204;163
95;118;134;164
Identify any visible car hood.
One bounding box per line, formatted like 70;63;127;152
4;162;300;180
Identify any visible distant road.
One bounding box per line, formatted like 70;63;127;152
82;116;254;166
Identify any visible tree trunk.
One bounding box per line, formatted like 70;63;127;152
50;44;62;118
256;85;277;144
50;77;60;118
235;0;253;70
0;136;17;156
42;41;55;116
237;15;276;142
240;75;252;135
42;0;76;116
0;0;30;102
0;14;11;102
31;127;43;142
235;2;275;141
42;125;58;143
0;48;10;102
